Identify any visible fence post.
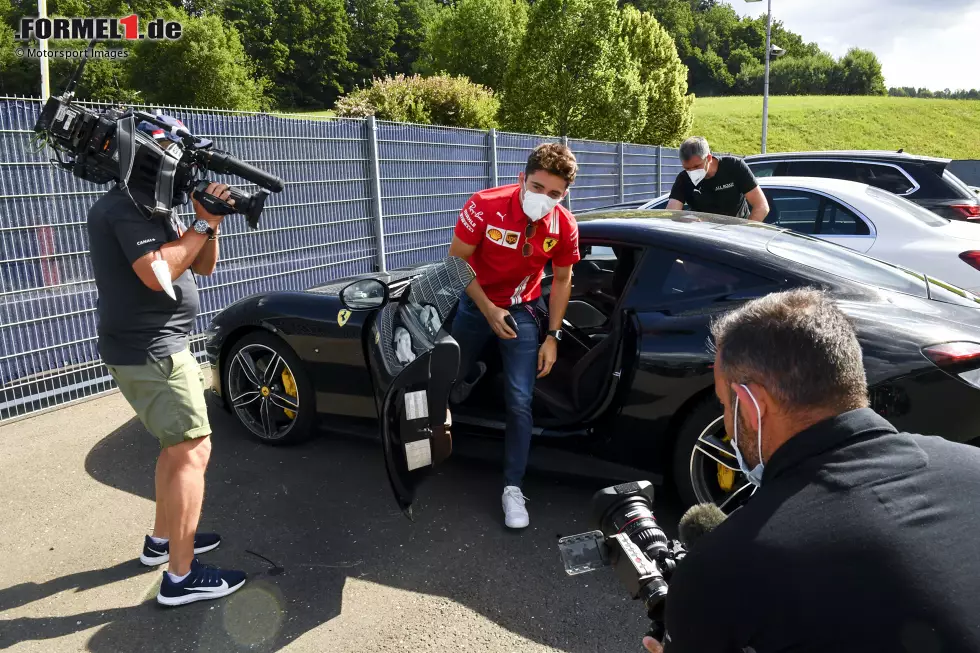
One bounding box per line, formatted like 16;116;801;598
489;128;498;188
367;116;387;274
618;142;625;204
656;145;663;196
562;135;571;211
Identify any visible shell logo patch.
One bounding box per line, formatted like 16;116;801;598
487;226;503;242
337;309;352;327
543;237;558;253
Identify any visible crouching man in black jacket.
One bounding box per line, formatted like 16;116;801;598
644;288;980;653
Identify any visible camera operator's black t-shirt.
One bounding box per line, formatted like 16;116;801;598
662;408;980;653
669;156;758;218
87;186;200;365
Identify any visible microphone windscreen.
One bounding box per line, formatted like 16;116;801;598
678;503;727;549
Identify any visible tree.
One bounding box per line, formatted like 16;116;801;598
129;8;269;110
391;0;439;75
344;0;399;89
0;0;16;73
500;0;646;141
831;47;886;96
224;0;351;109
419;0;527;91
618;5;693;145
0;0;145;99
736;52;836;96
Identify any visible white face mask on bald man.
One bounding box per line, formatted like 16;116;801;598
732;384;766;487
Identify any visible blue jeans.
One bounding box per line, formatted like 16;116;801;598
451;295;539;489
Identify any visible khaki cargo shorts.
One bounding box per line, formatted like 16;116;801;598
107;348;211;449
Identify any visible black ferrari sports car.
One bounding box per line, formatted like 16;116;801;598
205;210;980;514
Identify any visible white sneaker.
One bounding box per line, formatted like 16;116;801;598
502;486;530;529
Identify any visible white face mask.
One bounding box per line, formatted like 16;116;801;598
522;185;560;222
732;384;765;487
686;158;709;186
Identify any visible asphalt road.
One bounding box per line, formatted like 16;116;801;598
0;373;677;653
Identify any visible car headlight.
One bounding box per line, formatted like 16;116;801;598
204;323;221;344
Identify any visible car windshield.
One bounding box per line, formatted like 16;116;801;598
865;186;949;226
767;231;929;297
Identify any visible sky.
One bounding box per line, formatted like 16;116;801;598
738;0;980;91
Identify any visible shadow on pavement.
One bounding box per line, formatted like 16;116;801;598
5;401;662;652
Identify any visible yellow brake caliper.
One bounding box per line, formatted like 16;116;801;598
281;369;297;419
717;433;735;492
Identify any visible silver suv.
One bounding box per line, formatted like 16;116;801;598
744;150;980;222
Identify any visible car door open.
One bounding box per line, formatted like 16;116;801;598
357;257;476;517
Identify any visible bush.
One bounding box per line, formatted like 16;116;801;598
333;73;499;129
735;48;886;97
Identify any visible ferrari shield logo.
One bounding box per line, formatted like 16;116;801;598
337;309;351;327
543;237;558;253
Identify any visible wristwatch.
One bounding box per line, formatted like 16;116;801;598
547;329;563;342
192;219;215;239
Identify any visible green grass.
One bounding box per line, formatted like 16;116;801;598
690;96;980;159
279;109;336;120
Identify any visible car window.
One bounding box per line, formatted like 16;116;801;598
568;243;643;316
865;186;949;226
853;164;915;195
821;200;871;235
785;160;860;182
763;189;821;234
659;255;769;298
748;162;778;177
767;232;928;298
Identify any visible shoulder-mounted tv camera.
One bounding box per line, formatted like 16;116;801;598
31;40;284;227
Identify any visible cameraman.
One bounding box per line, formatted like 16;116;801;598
645;288;980;653
87;121;246;607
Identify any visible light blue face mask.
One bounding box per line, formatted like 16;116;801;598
733;384;765;487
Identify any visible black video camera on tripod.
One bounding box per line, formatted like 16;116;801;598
31;40;284;227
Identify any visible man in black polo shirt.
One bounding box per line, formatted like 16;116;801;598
643;288;980;653
666;136;769;221
87;117;246;608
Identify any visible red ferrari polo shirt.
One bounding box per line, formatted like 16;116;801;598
454;183;580;307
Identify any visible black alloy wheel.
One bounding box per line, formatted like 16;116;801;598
224;331;314;444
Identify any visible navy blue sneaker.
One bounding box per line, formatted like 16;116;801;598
157;559;247;607
140;533;222;567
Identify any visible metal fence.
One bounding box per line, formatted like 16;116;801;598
0;97;683;423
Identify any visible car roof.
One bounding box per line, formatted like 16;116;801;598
755;175;875;198
638;176;881;205
743;150;950;165
577;209;782;255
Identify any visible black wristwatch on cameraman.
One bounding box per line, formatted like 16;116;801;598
546;329;563;342
192;219;217;240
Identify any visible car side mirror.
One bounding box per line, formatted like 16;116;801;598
340;279;389;310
